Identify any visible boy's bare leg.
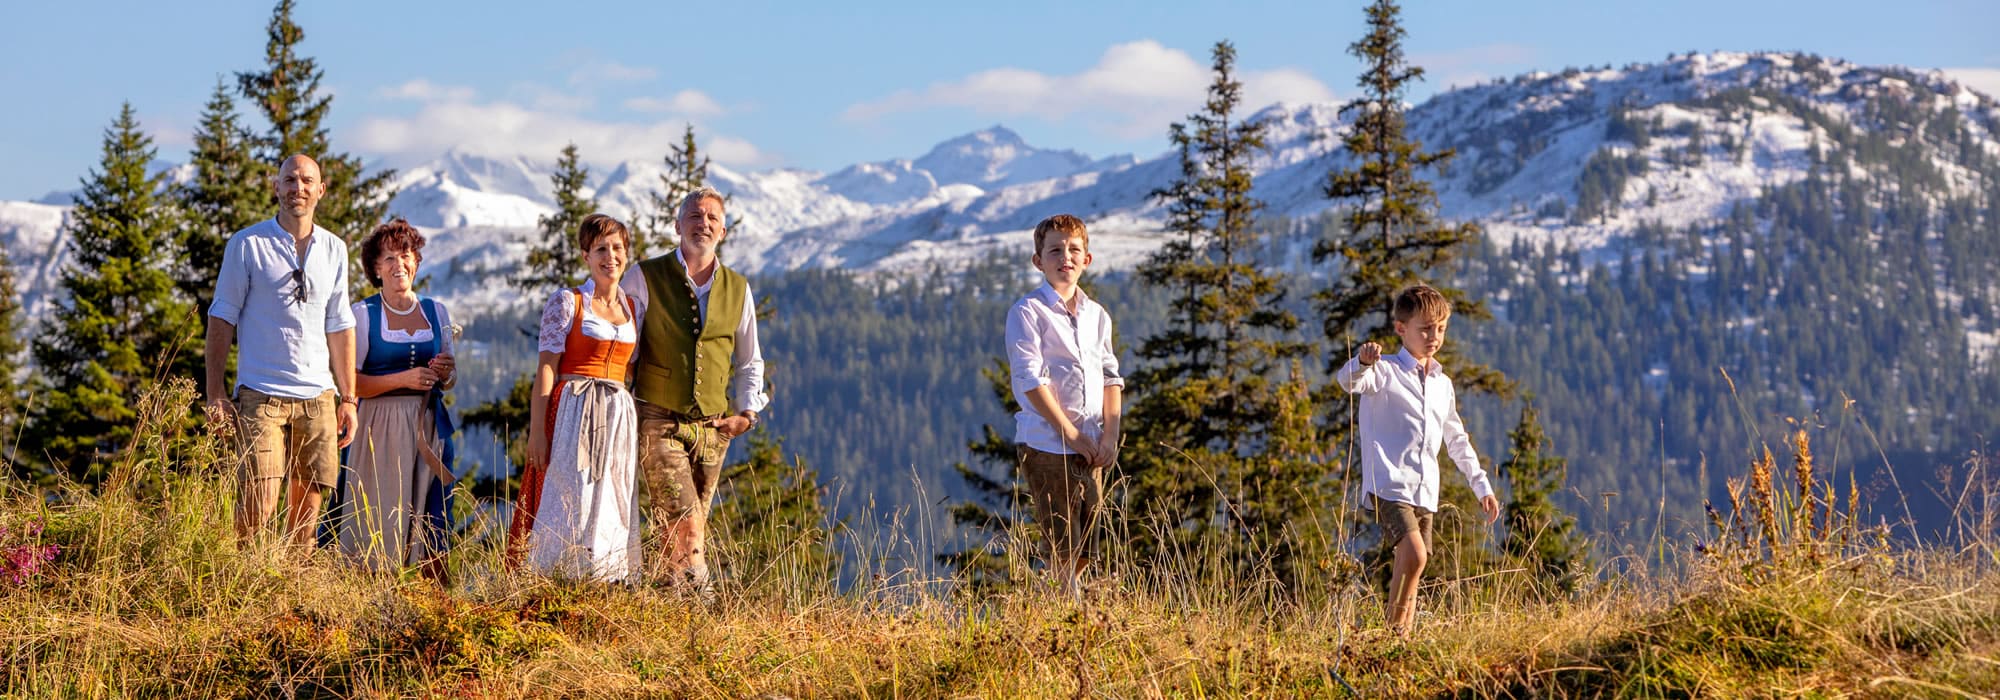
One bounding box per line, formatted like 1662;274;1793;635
1387;533;1429;635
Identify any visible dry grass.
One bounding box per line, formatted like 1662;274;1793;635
4;381;2000;698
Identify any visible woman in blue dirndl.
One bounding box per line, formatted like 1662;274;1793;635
333;219;459;579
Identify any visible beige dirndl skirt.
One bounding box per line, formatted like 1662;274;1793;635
337;394;448;570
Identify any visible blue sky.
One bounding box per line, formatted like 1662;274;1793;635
1;0;1994;200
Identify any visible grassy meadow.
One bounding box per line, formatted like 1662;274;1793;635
3;378;1999;698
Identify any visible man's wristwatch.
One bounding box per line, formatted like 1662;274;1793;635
740;410;759;427
340;395;359;406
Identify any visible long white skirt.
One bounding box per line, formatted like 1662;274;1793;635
526;378;641;581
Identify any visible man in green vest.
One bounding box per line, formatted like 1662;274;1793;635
619;186;769;591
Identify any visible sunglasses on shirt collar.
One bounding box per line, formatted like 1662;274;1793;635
286;267;308;306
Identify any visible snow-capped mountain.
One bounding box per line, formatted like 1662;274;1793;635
908;125;1106;189
5;52;1996;330
0;200;70;322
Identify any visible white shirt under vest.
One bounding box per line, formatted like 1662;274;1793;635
617;251;768;414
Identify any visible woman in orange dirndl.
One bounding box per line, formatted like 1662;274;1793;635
506;214;642;581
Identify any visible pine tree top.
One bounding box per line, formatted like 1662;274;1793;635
514;143;600;295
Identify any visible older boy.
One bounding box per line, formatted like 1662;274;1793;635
1005;214;1123;594
1335;284;1500;634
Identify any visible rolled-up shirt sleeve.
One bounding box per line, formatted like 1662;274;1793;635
730;287;768;414
1099;313;1123;388
434;302;455;355
1336;356;1386;395
324;248;355;333
1006;303;1047;396
209;234;248;325
351;301;371;362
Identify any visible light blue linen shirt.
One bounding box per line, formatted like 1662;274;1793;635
208;218;356;399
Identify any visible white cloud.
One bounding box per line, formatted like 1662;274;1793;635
1943;67;2000;100
1243;68;1337;112
568;59;657;87
505;83;594;113
1411;43;1539;91
843;40;1336;139
624;89;725;118
351;99;770;168
704;136;765;166
378;79;475;102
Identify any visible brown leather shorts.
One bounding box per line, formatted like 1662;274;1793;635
1372;494;1434;551
1018;444;1106;562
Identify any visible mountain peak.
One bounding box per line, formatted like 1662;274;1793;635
913;124;1093;188
943;125;1027;148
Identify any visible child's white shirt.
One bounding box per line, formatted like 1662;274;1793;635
1336;347;1493;511
1005;282;1123;454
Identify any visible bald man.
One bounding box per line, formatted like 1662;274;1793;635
205;154;359;548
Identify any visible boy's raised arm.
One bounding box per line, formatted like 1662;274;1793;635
1335;341;1388;394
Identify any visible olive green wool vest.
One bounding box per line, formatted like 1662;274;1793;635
632;254;748;417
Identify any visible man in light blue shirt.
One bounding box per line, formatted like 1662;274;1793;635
205;154;358;548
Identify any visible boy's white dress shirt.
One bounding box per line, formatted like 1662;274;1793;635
1005;283;1123;455
1336;348;1493;512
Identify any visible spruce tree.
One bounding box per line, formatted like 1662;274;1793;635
636;124;714;258
938;358;1034;591
1123;40;1321;587
459;375;534;477
25;104;196;482
475;143;600;506
1318;0;1511;581
0;247;26;474
236;0;395;278
1131;128;1216;447
177;78;270;333
511;143;597;294
1499;401;1590;597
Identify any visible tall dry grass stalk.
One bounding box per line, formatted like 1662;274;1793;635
2;379;1999;697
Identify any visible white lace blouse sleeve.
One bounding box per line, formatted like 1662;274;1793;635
536;289;576;354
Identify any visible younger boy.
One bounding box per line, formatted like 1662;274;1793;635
1335;284;1500;634
1005;214;1124;594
